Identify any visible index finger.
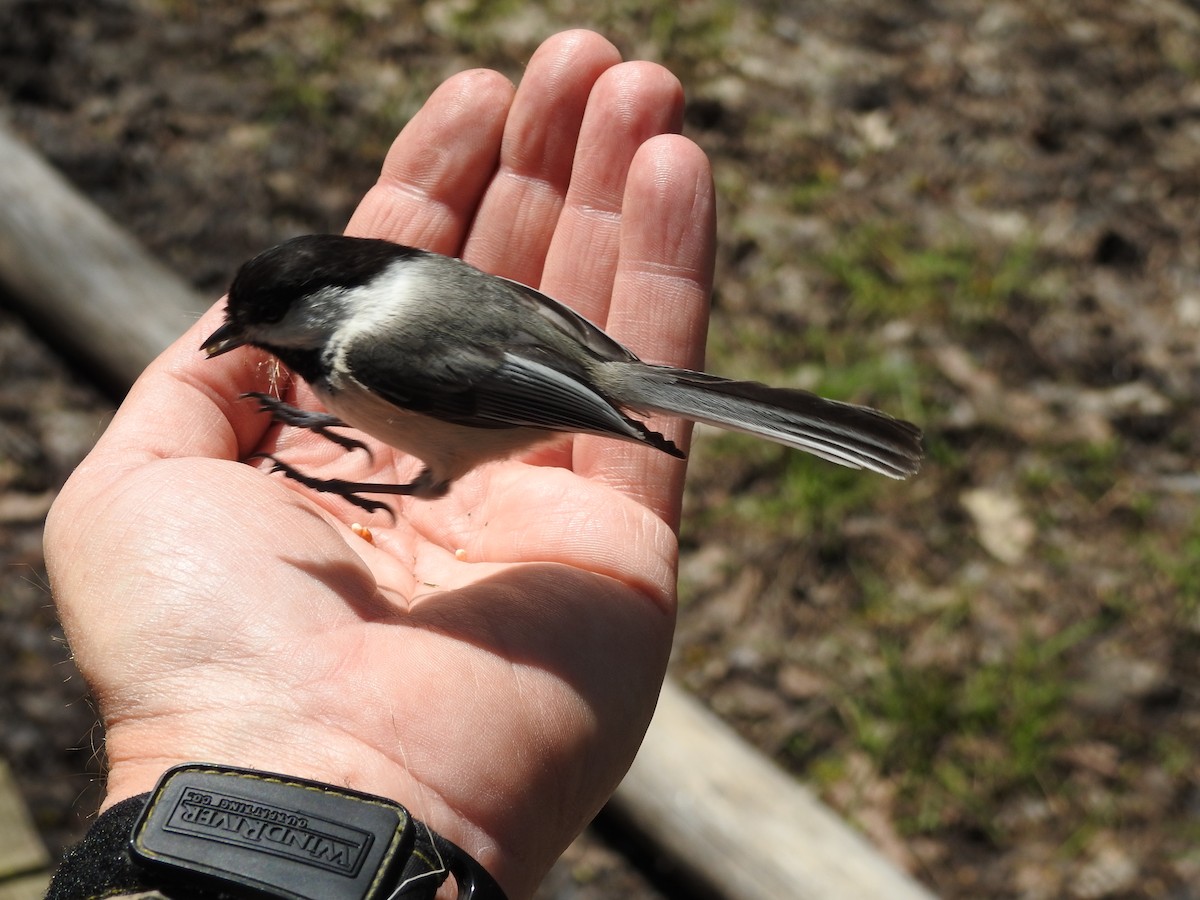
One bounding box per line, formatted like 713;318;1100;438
344;68;515;254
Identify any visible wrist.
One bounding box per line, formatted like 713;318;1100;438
100;719;493;869
100;698;415;802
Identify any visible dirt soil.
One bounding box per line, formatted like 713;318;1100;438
4;1;1200;898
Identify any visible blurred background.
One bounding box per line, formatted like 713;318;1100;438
2;1;1199;897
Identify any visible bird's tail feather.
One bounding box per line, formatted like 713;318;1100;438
615;366;923;479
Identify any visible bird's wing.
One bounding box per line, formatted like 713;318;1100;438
496;276;641;364
340;335;682;455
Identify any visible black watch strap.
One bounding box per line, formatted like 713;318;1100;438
46;764;508;900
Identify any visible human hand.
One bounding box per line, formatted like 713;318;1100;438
44;29;715;898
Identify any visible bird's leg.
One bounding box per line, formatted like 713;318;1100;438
251;454;452;515
242;391;371;458
250;454;409;514
242;393;453;513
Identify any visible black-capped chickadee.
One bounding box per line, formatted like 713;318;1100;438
202;234;922;512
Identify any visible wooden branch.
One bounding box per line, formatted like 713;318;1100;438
612;680;935;900
0;122;206;390
0;123;934;900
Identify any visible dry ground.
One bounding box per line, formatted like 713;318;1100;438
3;1;1200;897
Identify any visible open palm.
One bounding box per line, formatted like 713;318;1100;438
44;31;715;899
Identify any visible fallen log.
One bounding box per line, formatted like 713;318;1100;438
613;680;934;899
0;121;206;389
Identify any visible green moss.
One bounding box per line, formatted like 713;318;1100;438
826;621;1095;839
816;221;1038;327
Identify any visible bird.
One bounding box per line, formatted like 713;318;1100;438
202;234;922;513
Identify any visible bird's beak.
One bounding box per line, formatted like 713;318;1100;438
201;321;247;358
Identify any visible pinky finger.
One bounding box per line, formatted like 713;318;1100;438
576;134;716;528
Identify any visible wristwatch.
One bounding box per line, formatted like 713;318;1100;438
45;764;508;900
